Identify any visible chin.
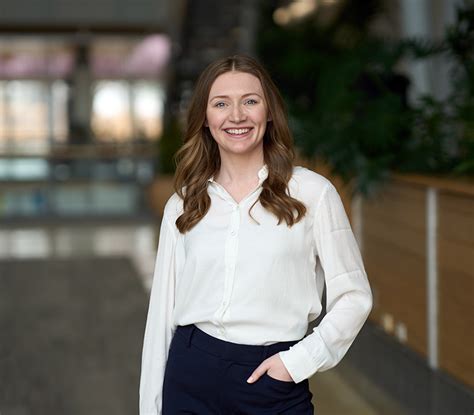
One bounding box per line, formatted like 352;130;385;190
226;145;261;156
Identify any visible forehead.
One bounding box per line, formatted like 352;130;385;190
209;71;264;98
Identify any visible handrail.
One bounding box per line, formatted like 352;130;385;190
391;172;474;197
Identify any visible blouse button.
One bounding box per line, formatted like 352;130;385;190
230;230;236;236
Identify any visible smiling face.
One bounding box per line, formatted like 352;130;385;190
205;71;270;160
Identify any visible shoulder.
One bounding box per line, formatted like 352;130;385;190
163;192;184;221
290;165;334;197
288;165;339;215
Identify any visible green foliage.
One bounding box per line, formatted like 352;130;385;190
157;117;182;174
257;0;474;196
447;5;474;173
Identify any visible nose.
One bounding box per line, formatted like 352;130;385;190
229;104;246;123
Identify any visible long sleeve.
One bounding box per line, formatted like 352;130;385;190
139;215;177;415
278;182;373;383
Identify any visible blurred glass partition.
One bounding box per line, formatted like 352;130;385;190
0;34;170;220
0;80;69;154
91;80;164;142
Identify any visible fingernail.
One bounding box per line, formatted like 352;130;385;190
247;376;254;383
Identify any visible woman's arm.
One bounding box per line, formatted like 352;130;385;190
278;182;373;383
139;214;177;415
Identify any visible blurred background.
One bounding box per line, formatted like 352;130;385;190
0;0;473;414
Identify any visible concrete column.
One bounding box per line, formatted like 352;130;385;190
68;40;93;145
239;0;260;56
400;0;463;102
399;0;432;101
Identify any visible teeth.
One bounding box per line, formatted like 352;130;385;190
226;128;250;135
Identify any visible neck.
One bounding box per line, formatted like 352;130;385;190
216;152;265;185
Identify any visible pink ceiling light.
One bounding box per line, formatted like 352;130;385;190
92;34;171;78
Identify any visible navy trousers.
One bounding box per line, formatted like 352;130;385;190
162;324;314;414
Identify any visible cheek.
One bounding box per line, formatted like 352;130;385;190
260;108;270;123
206;112;224;130
250;107;268;125
206;115;223;141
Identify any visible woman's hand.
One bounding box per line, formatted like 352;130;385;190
246;353;294;383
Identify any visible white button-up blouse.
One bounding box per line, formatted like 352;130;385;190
139;164;373;415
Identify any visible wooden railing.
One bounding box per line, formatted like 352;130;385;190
355;172;474;390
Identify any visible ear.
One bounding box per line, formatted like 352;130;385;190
267;114;272;122
204;119;209;127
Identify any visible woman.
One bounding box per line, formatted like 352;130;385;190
139;55;373;414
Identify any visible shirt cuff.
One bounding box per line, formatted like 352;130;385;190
278;336;327;384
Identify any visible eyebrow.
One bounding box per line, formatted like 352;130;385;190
209;92;263;101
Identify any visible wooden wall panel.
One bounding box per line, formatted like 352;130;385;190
304;160;474;389
362;183;427;357
438;192;474;389
363;182;426;231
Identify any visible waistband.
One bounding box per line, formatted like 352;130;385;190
174;324;300;364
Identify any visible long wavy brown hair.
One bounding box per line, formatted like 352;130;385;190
174;54;306;233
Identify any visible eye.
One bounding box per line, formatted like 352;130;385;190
245;98;258;105
214;101;227;108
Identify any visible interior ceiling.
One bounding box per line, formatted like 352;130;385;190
0;0;184;34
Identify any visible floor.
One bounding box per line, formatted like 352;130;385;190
0;220;407;415
0;256;147;415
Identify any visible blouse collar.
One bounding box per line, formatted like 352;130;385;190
208;164;268;186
